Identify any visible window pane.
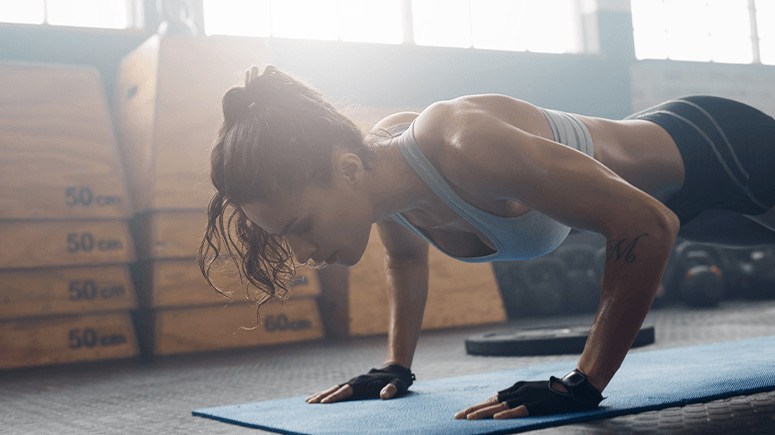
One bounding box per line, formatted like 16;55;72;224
471;0;528;51
412;0;471;48
522;0;578;53
271;0;339;41
632;0;753;64
47;0;129;29
203;0;271;37
0;0;44;24
339;0;401;44
665;0;711;62
632;0;668;59
473;0;581;53
707;0;752;63
756;0;775;64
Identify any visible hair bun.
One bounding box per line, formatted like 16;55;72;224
244;65;276;105
245;65;262;84
221;86;253;124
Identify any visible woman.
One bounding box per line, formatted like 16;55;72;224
199;65;775;420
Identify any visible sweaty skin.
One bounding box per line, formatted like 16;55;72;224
243;94;773;418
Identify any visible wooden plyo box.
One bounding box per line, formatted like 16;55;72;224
133;258;320;308
0;265;136;319
114;35;271;212
0;312;139;369
135;297;323;356
0;220;135;269
132;210;204;259
0;62;132;220
319;226;507;337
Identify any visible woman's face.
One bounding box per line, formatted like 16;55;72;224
241;158;373;268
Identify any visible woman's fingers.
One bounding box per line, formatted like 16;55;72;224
306;385;343;403
319;384;353;403
380;383;398;400
308;380;400;403
454;396;500;419
493;404;530;419
464;402;511;420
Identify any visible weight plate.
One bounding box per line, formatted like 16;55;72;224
464;325;655;356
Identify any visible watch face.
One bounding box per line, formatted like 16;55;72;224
563;370;585;386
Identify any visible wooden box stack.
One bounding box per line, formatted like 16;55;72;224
0;63;139;369
129;210;323;355
114;35;324;355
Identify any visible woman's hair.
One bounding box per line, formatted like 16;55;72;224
198;65;372;315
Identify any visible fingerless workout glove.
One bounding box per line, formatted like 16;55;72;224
341;364;416;400
497;369;604;416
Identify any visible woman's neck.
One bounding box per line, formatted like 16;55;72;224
364;143;432;222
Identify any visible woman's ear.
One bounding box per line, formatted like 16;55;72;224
334;152;365;187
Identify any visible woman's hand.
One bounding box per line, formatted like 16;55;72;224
454;369;604;420
305;364;416;404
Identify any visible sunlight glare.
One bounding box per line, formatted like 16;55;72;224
412;0;472;48
203;0;271;37
339;0;402;44
0;0;44;24
47;0;128;29
271;0;339;40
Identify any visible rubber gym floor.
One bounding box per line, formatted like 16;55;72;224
2;299;774;434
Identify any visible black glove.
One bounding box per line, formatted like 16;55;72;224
497;369;604;416
340;364;416;400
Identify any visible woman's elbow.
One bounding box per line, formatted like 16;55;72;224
652;205;680;245
602;204;679;258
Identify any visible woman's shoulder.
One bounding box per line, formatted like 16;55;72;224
411;95;546;197
373;94;540;173
411;94;539;143
370;111;420;134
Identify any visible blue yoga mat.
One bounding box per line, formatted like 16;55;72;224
193;336;775;434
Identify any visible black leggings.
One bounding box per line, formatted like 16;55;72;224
629;96;775;226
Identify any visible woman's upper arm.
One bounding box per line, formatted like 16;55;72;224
416;105;680;237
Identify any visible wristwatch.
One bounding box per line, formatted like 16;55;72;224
561;369;589;387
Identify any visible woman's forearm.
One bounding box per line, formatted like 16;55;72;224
577;216;678;392
384;256;430;368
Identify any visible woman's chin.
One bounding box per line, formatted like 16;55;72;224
333;251;360;267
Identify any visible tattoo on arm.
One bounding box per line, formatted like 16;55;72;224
606;233;649;264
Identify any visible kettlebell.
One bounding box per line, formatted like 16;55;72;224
665;241;724;308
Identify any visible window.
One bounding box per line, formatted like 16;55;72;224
632;0;772;65
203;0;403;45
203;0;271;38
411;0;470;48
0;0;138;29
0;0;44;24
412;0;582;53
203;0;584;53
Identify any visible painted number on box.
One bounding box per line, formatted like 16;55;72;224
67;328;127;349
68;280;125;301
66;233;123;253
263;314;312;332
65;187;121;207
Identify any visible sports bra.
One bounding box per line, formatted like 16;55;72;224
388;107;595;262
